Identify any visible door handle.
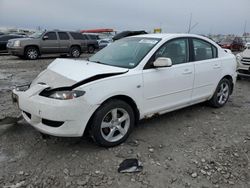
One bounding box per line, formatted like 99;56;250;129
182;69;192;75
213;64;221;69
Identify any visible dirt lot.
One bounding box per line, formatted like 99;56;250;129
0;54;250;188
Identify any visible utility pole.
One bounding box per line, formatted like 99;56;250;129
187;13;198;33
188;13;192;33
243;20;247;42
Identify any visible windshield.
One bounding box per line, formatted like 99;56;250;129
89;37;160;68
220;38;233;44
29;31;45;38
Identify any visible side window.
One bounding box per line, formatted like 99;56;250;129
193;39;217;61
70;32;83;40
89;35;98;40
155;38;189;65
44;32;57;40
1;36;14;41
82;34;88;40
58;32;69;40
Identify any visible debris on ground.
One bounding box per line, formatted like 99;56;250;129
118;158;143;173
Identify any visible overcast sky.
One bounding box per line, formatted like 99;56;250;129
0;0;249;35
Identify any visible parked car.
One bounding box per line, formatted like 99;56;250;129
245;42;250;48
81;33;100;53
113;30;147;41
236;44;250;77
0;34;24;53
12;34;237;147
11;32;28;37
98;39;111;49
218;37;244;51
7;30;91;60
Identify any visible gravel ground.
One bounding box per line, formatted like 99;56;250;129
0;54;250;188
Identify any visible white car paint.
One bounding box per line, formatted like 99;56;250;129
236;46;250;76
13;33;237;137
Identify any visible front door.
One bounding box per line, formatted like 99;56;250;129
40;32;59;54
142;38;195;115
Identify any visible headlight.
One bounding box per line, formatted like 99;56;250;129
236;55;242;64
15;84;30;92
48;90;85;100
13;40;21;47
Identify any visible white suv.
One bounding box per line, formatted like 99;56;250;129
12;34;237;147
236;44;250;77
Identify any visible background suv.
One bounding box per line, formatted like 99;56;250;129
81;33;101;53
7;30;96;60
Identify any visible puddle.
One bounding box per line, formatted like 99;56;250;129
0;150;7;163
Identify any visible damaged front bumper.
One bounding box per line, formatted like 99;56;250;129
12;83;98;137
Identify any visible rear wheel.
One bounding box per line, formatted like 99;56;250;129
25;47;39;60
70;46;81;58
90;99;135;147
87;45;95;54
208;78;231;108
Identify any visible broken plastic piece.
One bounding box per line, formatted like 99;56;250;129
118;158;143;173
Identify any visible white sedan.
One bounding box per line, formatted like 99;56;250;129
12;34;237;147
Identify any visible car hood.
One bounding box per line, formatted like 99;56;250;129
8;37;35;42
32;58;128;89
241;49;250;58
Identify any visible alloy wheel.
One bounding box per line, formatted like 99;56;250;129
27;49;38;59
100;108;130;143
72;49;80;58
217;82;229;105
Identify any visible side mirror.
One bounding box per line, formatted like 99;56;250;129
43;36;49;40
153;57;172;68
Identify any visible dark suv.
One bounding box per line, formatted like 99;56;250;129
0;34;24;53
7;30;98;60
81;33;100;53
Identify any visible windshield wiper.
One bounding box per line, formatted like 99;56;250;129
90;60;104;64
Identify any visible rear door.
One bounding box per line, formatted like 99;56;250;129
58;32;70;53
191;38;222;101
40;32;59;53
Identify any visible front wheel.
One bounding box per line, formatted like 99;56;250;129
25;47;39;60
208;78;231;108
90;99;135;147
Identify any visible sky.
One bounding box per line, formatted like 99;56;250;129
0;0;249;35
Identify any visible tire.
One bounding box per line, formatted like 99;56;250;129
90;99;135;147
25;46;39;60
70;46;81;58
208;78;232;108
87;45;95;54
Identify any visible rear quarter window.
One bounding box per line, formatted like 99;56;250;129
70;32;83;40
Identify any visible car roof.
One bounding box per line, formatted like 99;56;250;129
131;33;208;40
